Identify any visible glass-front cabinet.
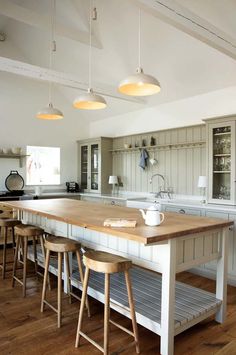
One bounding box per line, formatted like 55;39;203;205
207;119;235;204
77;137;113;194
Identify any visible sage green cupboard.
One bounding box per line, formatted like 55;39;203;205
77;137;113;194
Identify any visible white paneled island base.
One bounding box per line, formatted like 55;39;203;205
7;199;232;355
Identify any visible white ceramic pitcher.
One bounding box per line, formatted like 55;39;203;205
139;205;165;226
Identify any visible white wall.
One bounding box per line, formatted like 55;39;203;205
89;86;236;138
0;72;89;191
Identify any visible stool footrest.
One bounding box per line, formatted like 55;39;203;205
70;291;82;302
109;319;134;337
13;276;23;286
78;331;104;353
43;300;58;314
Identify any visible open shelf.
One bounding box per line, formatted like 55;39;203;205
110;141;206;153
28;245;221;336
0;154;29;167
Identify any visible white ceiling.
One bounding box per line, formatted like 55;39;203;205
0;0;236;123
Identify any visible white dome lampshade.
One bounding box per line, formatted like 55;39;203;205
73;88;107;110
119;67;161;96
36;102;63;120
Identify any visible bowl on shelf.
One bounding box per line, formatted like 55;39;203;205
11;147;22;155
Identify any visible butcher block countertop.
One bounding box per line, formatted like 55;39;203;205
6;199;233;245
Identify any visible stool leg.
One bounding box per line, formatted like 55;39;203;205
2;227;7;279
104;273;110;355
12;235;20;287
75;266;90;348
58;252;62;328
40;235;51;291
33;237;38;275
65;252;72;304
124;270;140;354
76;251;90;317
22;237;28;297
41;248;50;313
12;227;16;249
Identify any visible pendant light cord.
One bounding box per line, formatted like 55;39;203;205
138;8;141;69
88;0;92;89
49;0;56;104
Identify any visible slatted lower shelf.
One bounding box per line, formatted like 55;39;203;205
28;245;222;336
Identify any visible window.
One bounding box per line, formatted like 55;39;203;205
26;146;60;185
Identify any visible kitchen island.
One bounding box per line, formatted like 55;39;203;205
6;199;233;355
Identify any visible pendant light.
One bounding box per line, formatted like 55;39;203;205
37;0;63;120
73;1;107;110
118;9;161;97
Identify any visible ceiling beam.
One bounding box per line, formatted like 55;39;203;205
0;0;102;48
136;0;236;60
0;56;144;104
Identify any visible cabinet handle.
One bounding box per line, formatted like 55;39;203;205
179;209;185;214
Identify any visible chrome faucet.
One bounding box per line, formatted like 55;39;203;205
149;173;172;199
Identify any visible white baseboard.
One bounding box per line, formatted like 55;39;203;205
190;267;236;287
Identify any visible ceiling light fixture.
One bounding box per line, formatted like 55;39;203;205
118;9;161;96
73;1;107;110
37;0;63;120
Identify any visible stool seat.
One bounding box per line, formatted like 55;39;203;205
15;224;44;237
83;250;132;274
45;235;81;253
0;218;21;228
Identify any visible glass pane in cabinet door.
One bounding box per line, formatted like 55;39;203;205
91;144;99;190
212;126;231;200
81;146;88;189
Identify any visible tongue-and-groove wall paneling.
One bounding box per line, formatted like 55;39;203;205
112;124;206;196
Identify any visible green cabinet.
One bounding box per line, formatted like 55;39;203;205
77;137;113;194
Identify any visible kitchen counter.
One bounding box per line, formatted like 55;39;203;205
5;198;232;245
6;198;231;355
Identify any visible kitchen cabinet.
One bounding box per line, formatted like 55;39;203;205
205;116;236;205
163;205;202;216
80;195;126;206
103;198;126;206
77;137;113;194
80;195;103;204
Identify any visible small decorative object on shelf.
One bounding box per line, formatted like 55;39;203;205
135;142;139;148
142;139;146;147
150;136;156;146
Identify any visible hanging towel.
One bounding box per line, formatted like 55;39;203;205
139;148;149;170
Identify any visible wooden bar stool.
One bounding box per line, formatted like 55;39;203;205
0;218;21;279
41;235;90;328
75;250;140;355
12;224;45;297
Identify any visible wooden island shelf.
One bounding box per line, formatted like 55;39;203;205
6;198;233;355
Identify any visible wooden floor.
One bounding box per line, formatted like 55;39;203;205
1;251;236;355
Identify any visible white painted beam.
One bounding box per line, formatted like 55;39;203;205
136;0;236;60
0;0;102;48
0;56;144;104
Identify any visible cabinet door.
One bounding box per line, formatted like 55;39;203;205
80;144;88;191
208;121;235;204
164;205;201;216
90;143;100;192
103;198;126;206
